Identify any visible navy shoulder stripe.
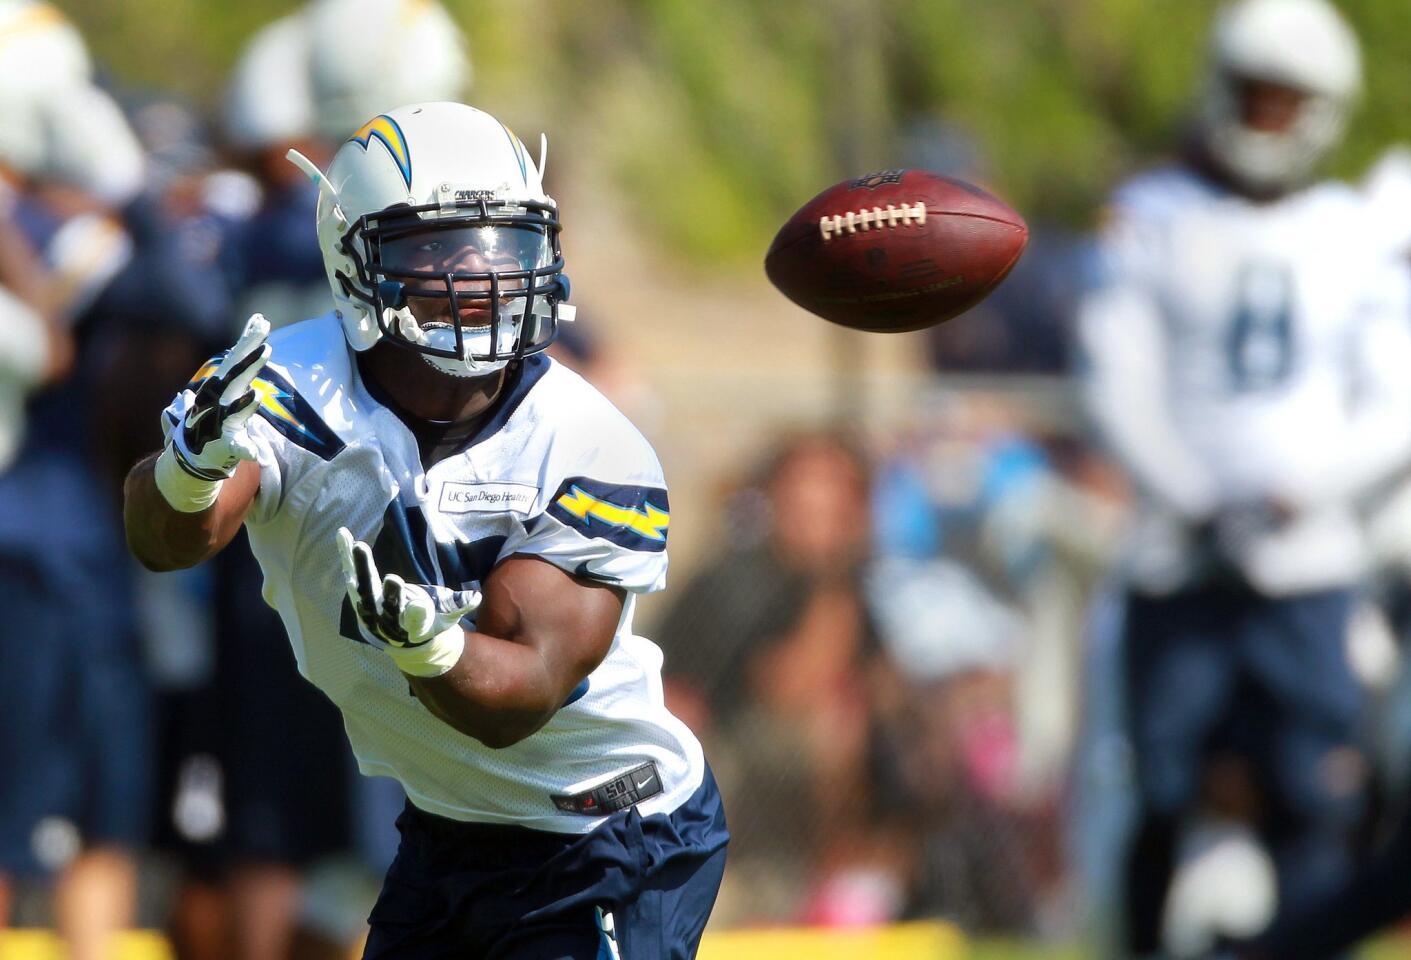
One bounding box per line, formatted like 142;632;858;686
187;355;345;461
545;476;669;553
250;366;345;461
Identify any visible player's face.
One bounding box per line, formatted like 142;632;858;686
380;225;551;328
1234;76;1308;135
767;441;870;571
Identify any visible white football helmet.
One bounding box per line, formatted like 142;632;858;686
288;102;573;377
306;0;471;142
0;1;91;93
0;2;144;206
224;0;469;153
223;12;314;152
1199;0;1361;193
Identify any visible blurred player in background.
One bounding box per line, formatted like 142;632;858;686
223;0;471;331
1076;0;1411;956
124;101;726;959
0;4;143;954
0;3;225;958
657;433;886;924
1193;136;1411;960
0;104;72;950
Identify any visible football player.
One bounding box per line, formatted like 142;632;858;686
1076;0;1411;956
173;7;473;958
124;102;727;959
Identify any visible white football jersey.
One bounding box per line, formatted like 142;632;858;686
1079;166;1411;594
219;312;703;832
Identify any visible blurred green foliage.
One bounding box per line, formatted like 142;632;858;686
60;0;1411;266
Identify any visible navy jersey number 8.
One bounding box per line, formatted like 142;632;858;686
1226;262;1296;393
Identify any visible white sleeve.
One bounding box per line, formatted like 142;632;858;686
241;415;288;525
0;284;49;388
1077;214;1220;519
1287;259;1411;506
501;433;670;594
1363;146;1411;257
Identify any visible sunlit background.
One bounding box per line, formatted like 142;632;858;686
5;1;1411;958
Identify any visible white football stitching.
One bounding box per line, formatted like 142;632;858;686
819;201;926;241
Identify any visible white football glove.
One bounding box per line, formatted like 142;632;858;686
336;527;481;677
169;313;271;479
155;314;271;512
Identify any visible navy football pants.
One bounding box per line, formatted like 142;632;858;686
362;767;728;959
1119;586;1363;956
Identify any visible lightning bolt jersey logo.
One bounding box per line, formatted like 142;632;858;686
348;114;413;188
188;358;344;461
546;477;669;553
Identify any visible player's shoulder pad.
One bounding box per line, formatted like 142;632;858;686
533;359;661;467
1107;165;1220;228
531;360;670;553
1296;178;1368;219
188;312;348;461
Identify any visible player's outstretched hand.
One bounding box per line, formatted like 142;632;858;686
164;313;272;481
336;527;482;650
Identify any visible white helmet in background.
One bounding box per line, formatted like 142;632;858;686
0;0;90;91
223;13;314;152
306;0;471;141
0;0;90;177
224;0;469;152
288;102;573;378
1199;0;1361;193
0;2;143;206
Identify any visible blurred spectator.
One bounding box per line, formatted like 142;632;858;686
1076;1;1411;955
873;391;1125;804
866;556;1044;933
867;391;1128;936
659;424;1083;934
657;432;897;924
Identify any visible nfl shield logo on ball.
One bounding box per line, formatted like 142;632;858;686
849;169;906;190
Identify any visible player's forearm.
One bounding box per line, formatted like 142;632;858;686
407;632;566;748
1079;290;1218;519
122;452;244;571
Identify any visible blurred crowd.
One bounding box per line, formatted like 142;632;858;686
0;3;469;958
5;1;1411;959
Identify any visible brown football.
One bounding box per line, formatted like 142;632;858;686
764;169;1029;333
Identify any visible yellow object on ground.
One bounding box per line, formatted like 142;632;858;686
1;924;962;960
698;921;966;959
0;929;174;960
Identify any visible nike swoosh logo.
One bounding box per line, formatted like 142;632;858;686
635;777;653;791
